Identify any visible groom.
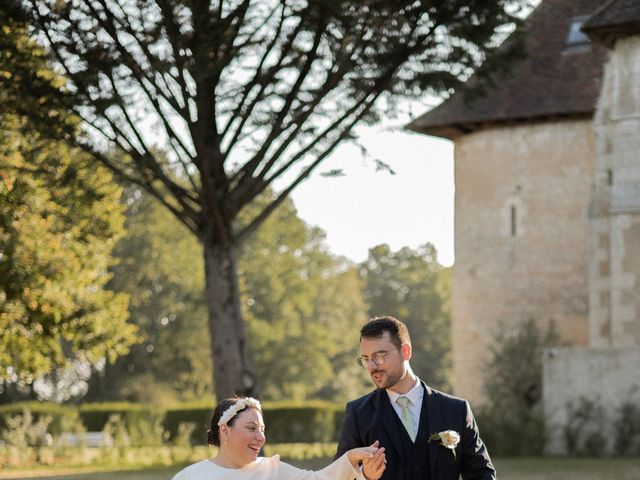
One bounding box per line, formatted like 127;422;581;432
335;316;495;480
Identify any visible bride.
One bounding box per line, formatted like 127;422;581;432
171;397;386;480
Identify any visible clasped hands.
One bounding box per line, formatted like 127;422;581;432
346;440;386;480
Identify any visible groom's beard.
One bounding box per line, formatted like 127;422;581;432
371;368;403;390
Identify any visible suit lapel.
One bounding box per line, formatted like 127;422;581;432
415;383;430;444
376;389;407;462
425;384;442;478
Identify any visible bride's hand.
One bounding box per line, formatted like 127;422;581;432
346;440;386;477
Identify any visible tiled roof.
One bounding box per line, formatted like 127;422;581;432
582;0;640;47
407;0;608;139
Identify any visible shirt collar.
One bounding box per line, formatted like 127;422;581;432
386;376;422;406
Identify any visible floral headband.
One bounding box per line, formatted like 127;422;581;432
217;397;262;426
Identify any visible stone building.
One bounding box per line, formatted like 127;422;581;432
408;0;640;454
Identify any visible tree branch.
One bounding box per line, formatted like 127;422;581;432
235;89;382;244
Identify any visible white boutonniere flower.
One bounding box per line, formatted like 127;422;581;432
428;430;460;459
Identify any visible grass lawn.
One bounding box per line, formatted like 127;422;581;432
494;456;640;479
0;466;179;480
1;456;639;480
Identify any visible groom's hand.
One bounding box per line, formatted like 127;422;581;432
362;442;386;480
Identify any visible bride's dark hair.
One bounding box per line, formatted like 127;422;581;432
207;397;259;446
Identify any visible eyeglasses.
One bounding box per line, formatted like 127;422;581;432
356;351;388;368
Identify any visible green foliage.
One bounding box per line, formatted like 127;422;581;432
563;397;606;457
478;319;559;456
105;414;169;448
240;195;370;402
20;0;530;398
359;243;452;390
162;403;213;446
1;410;53;447
0;401;344;448
0;129;136;385
85;187;210;403
78;403;167;447
90;188;370;403
78;402;133;432
0;444;212;470
0;402;81;438
0;27;136;386
261;401;343;443
263;442;338;461
81;400;346;445
79;403;160;430
0;4;76;140
614;401;640;456
172;422;198;448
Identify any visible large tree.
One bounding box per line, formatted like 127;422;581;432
20;0;527;397
87;186;369;403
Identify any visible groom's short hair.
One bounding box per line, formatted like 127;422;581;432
360;316;411;350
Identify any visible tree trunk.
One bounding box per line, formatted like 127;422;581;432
203;240;256;399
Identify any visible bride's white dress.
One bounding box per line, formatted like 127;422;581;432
171;453;362;480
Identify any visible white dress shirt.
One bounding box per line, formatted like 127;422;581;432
386;377;424;435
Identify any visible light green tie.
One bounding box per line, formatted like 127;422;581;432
396;396;416;441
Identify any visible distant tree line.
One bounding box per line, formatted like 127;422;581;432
1;180;452;404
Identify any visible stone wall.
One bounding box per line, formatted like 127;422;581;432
544;35;640;455
543;347;640;454
452;120;594;403
589;35;640;348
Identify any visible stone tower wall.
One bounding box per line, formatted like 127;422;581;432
589;35;640;348
452;120;595;403
543;35;640;455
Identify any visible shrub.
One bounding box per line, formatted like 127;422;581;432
78;402;153;431
79;403;168;446
0;445;212;469
262;401;343;443
478;319;559;456
0;410;53;448
173;422;198;448
0;402;80;437
0;400;344;447
614;401;640;456
163;402;212;445
163;401;344;445
264;442;337;460
564;396;605;456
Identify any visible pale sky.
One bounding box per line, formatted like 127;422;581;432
283;3;541;267
288;121;455;267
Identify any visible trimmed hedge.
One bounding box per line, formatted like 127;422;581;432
78;403;167;446
163;402;213;445
78;402;163;431
162;400;346;445
0;443;339;470
0;402;81;436
0;401;348;446
261;401;344;443
0;445;211;469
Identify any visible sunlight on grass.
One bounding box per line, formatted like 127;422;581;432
494;457;640;480
1;457;640;480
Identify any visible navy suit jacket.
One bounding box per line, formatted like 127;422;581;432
335;382;496;480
